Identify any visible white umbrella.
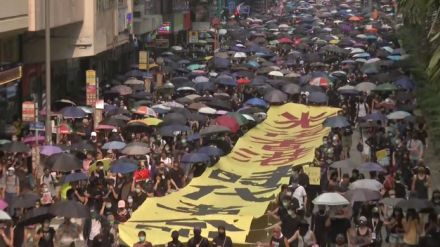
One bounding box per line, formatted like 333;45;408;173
242;114;255;121
0;210;11;221
387;111;411;120
349;179;383;191
355;82;376;92
350;48;365;54
124;77;144;85
171;46;182;51
268;71;284;77
278;24;289;29
312;192;349;206
218;29;227;35
198;107;217;115
162;101;185;108
233;52;247;58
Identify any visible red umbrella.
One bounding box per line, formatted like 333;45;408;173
237;78;251;84
349;16;363;22
96;124;115;130
215;115;240;133
309;77;329;87
278;37;293;44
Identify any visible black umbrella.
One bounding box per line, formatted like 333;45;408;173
163;112;187;125
264;89;287;104
281;83;301;95
11;192;40;208
69;141;95;152
0;141;30;153
121;142;150;155
396;198;432;212
49;200;90;218
18;207;54;226
200;125;231;136
206;99;233;111
308;91;328;104
45;153;82;172
159;124;191;137
124;122;152;133
323;116;350;128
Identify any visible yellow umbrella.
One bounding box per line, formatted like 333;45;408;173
60;183;72;200
204;56;213;61
88;158;112;174
130;118;163;126
329;39;340;44
148;63;159;70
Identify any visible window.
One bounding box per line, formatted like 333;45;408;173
97;0;115;12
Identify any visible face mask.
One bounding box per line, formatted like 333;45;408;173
287;210;295;216
43;188;49;193
109;220;114;225
128;198;133;204
106;203;112;209
135;188;141;193
139;236;146;242
282;201;289;208
98;166;104;170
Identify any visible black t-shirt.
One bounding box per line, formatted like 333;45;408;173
280;214;300;238
212;236;233;247
37;227;55;247
132;192;147;210
187;237;209;247
168;240;185;247
329;218;351;243
169;167;185;188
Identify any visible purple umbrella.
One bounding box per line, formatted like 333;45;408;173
0;200;8;210
41;145;63;156
23;136;45;144
358;162;386;172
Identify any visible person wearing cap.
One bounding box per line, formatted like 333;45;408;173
134;231;153;247
187;227;209;247
114;200;130;223
347;216;372;247
212;226;232;247
90;131;98;143
167;230;184;247
0;166;19;215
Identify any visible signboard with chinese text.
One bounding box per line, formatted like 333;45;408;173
139;51;148;70
86;70;96;85
86;85;97;106
22;101;36;122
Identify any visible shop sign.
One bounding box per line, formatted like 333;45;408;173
86;85;97;106
139;51;149;70
86;70;96;85
22;101;36;122
0;66;22;87
188;31;199;43
155;39;169;49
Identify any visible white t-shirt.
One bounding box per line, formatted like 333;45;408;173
293;185;307;209
89;219;101;240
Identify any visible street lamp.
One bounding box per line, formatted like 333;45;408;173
45;0;52;144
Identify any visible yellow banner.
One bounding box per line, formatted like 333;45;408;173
120;103;338;246
302;165;321;185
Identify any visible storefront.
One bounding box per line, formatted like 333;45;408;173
0;65;22;123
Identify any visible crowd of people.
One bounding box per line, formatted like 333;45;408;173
0;0;439;246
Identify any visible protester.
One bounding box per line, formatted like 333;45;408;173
134;231;153;247
187;227;209;247
212;226;233;247
167;231;184;247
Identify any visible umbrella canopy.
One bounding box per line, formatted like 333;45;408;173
59;106;87;119
374;82;398;91
344;189;382;202
323;116;350;128
63;172;89;183
355;82;376;92
380;197;405;207
159;124;191;137
264;89;287;104
121;142;150;155
312;192;349;206
18;207;54;226
102;141;126;150
282;83;301;95
110;158;138;174
11;192;40;208
163;112;187;125
0;200;7;210
330;159;356;169
226;112;249;126
198;146;224;156
396;198;432;211
308;91;328;104
387;111;411;120
358;162;386;172
245;98;268;108
70;141;95;152
49;200;90;218
349;179;383;191
200;125;231;136
0;141;30;153
111;85;133;95
0;210;11;221
181;152;211;164
45;153;82;172
215;116;240;133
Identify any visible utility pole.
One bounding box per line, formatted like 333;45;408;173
45;0;52;144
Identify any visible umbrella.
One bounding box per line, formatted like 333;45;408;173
0;200;7;210
0;141;30;153
309;77;329;87
380;197;405;207
374;83;398;91
349;179;383;191
268;71;284;77
102;141;126;150
181;152;211;164
200;125;231;136
345;189;382;202
45;153;82;172
226;112;249;126
215;116;240;133
308;91;328;104
264;89;287;104
387;111;412;120
358;162;386;172
356;82;376;92
245;98;268;108
0;140;10;145
63;172;89;183
70;141;95;152
60;106;87;119
312;192;349;206
163;112;187;125
330;159;357;169
364;112;386;122
49;200;90;218
110;158;138;174
282;83;301;94
132;106;157;117
0;210;11;221
121;142;150;155
396;198;432;211
198;146;224;156
111;85;133;95
18;207;54;226
23;135;45;144
11;192;40;208
198;107;217;115
159;124;191;137
323;116;350;128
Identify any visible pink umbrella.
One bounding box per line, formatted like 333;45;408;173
0;200;8;210
23;136;45;144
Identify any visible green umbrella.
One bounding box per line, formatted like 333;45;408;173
374;82;398;91
0;140;11;145
226;112;249;126
187;64;205;71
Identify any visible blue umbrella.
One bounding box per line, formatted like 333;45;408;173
195;81;216;92
159;124;191;137
394;76;415;91
110;158;138;174
198;146;224;156
359;162;386;172
245;98;268;108
214;57;230;69
247;61;261;69
215;75;236;86
187;133;200;142
387;55;401;61
64;172;88;183
102;141;126;150
308;91;328;104
364;112;386;122
181;152;211;164
60;106;87;118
